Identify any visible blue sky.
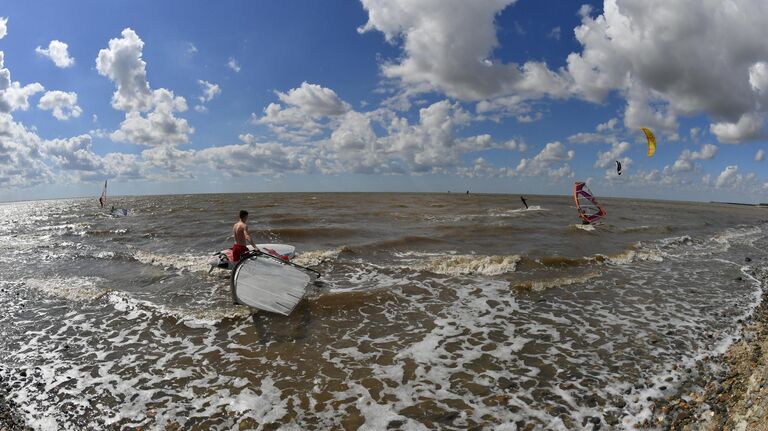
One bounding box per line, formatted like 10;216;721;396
0;0;767;202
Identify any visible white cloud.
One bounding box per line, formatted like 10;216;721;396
194;80;221;112
710;113;764;143
196;142;314;177
0;52;45;113
227;57;241;73
715;165;741;188
110;89;192;147
0;113;53;187
567;0;768;142
254;82;350;141
756;149;765;161
358;0;569;102
187;43;198;55
0;17;7;40
569;117;621;144
277;82;349;117
516;141;574;177
96;28;152;112
97;29;193;147
0;81;44;113
43;135;102;171
35;40;75;68
669;143;718;173
749;62;768;94
198;80;220;103
356;0;768;145
239;133;256;144
594;141;630;168
688;143;718;161
38;90;82;120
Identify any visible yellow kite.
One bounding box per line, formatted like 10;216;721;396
641;127;656;157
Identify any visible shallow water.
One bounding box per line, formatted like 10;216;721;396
0;193;766;430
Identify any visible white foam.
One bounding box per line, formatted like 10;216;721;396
400;252;521;276
132;249;210;274
292;247;344;266
24;276;110;302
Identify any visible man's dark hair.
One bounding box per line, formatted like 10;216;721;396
239;210;248;219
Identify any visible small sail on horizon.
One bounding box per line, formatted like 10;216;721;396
99;180;107;208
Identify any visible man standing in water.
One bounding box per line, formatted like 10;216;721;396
520;195;528;209
232;210;257;261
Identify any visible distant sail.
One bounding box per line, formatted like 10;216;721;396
100;180;107;207
616;160;622;175
641;127;656;157
573;182;606;223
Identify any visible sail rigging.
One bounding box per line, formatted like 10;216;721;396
573;182;606;223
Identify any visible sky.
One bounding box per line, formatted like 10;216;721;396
0;0;767;203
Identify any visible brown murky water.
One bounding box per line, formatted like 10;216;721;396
1;193;766;429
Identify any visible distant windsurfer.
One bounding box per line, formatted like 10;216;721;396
577;208;590;225
520;195;528;209
232;210;257;262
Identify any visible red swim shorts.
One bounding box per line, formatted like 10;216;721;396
231;244;249;262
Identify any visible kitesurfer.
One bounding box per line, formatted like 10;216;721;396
232;210;257;262
99;196;104;208
521;195;528;209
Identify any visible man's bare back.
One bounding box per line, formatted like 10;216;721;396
233;220;251;246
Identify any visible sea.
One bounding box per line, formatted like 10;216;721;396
0;192;766;430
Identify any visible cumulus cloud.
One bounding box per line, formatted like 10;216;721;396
516;141;574;177
714;165;741;188
595;141;630;168
756;149;765;162
35;40;75;68
254;82;350;141
38;90;82;120
227;57;241;73
96;28;152;112
358;0;569;102
358;0;768;143
196;142;314;177
97;29;193;147
710;113;764;143
569;117;621;144
0;53;45;114
0;113;54;187
669;143;717;173
238;133;256;145
566;0;768;143
110;89;192;147
0;17;7;40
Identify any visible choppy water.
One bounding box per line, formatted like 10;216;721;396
0;193;766;430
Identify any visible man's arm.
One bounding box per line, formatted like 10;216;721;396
245;225;258;249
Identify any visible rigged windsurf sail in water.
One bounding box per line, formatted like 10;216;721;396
573;182;606;224
231;253;316;315
101;180;128;216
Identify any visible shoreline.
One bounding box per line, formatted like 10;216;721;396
655;262;768;430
